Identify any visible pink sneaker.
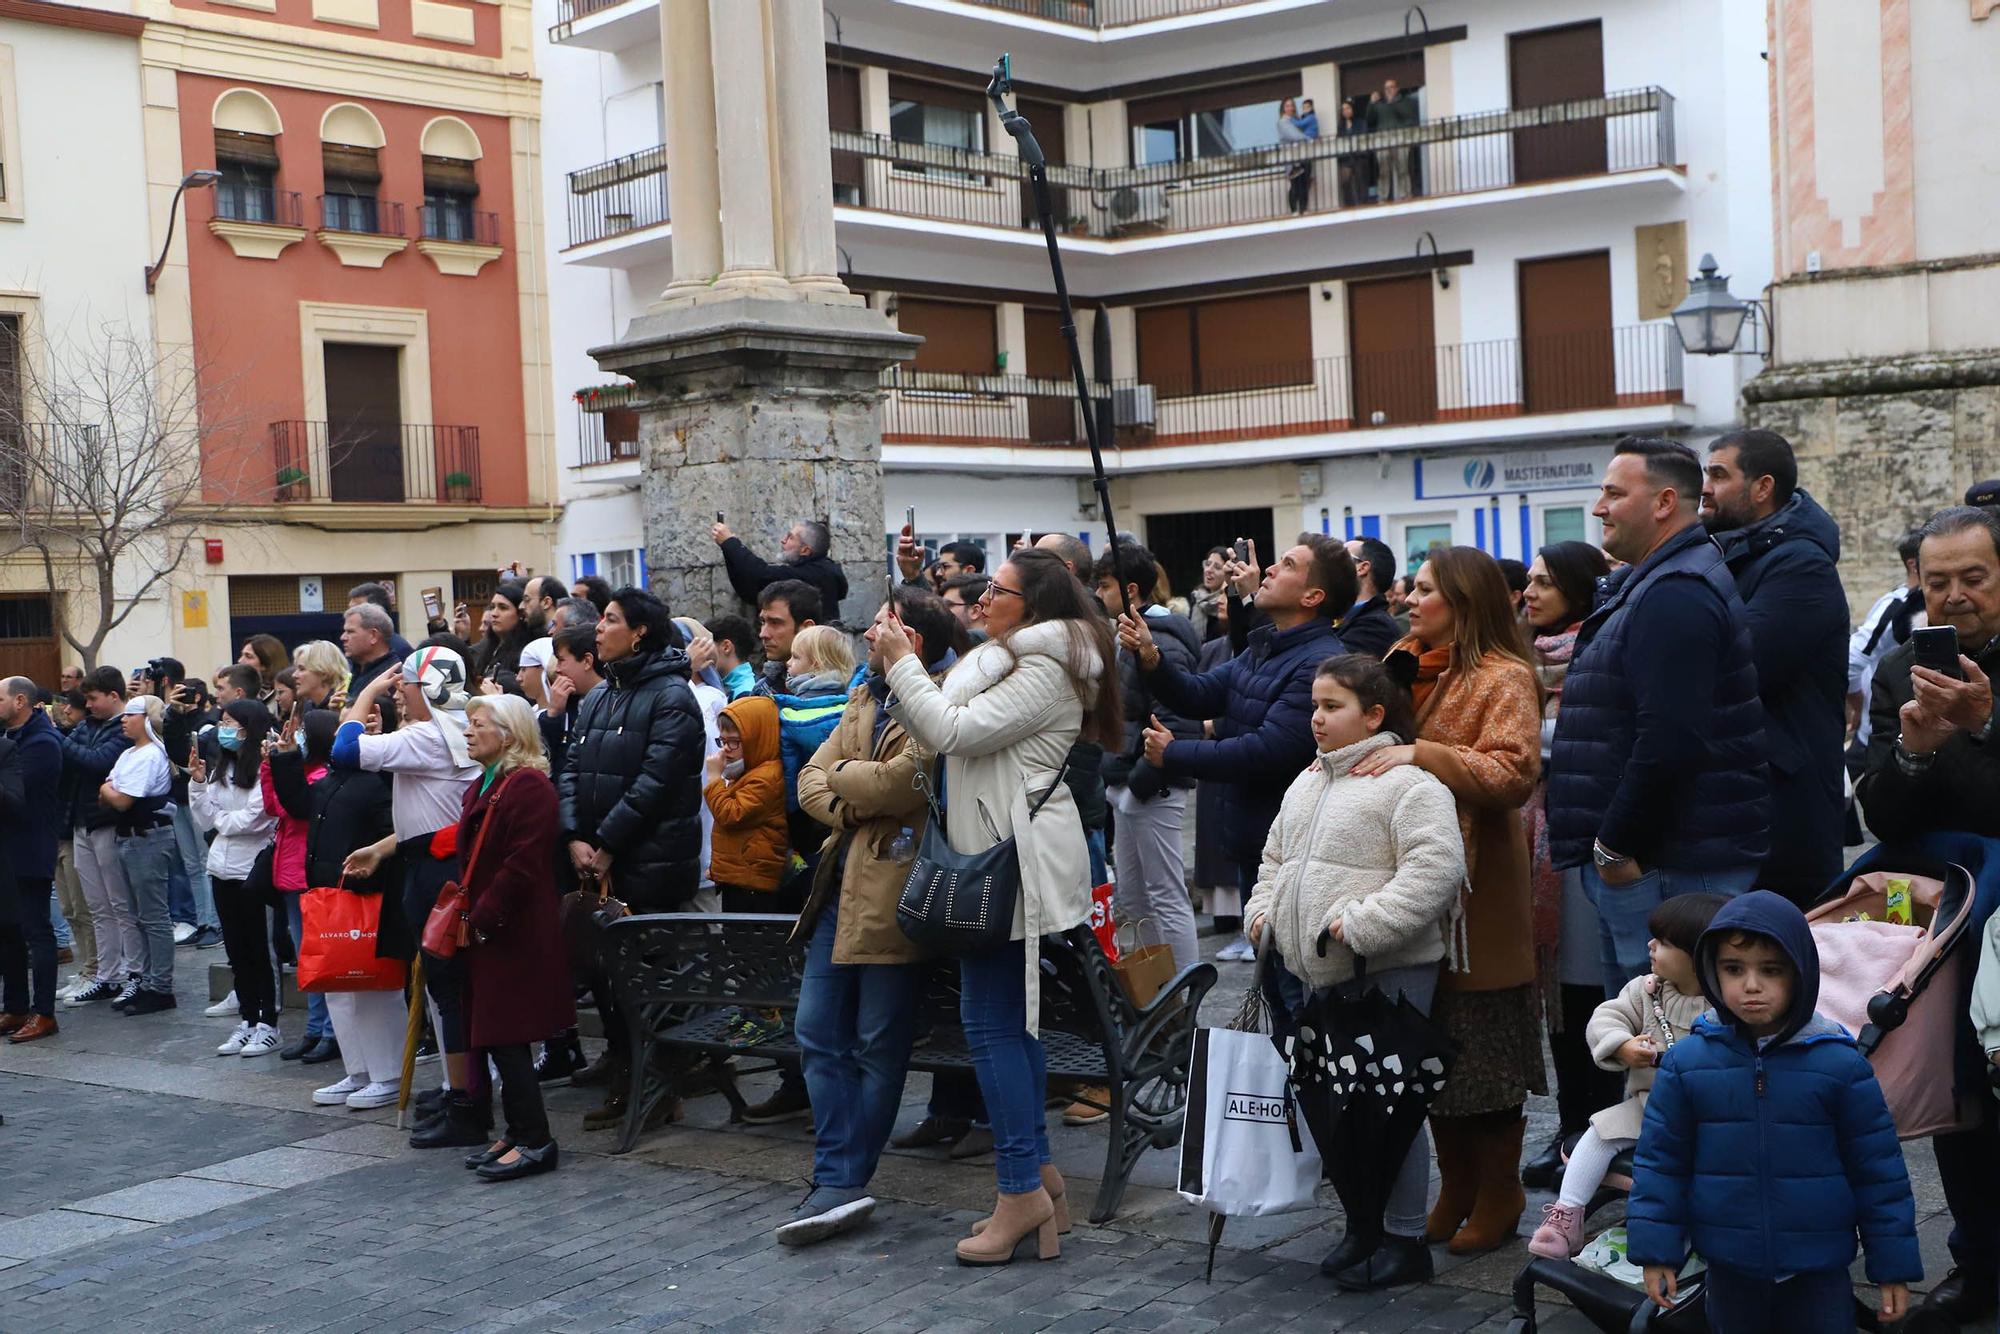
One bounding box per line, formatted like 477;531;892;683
1527;1202;1587;1259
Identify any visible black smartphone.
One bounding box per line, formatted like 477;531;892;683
1913;625;1963;680
1233;538;1251;562
715;510;725;523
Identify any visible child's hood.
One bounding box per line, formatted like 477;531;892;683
1694;889;1821;1047
720;695;780;767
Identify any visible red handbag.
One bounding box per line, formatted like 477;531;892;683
421;772;515;960
297;880;406;992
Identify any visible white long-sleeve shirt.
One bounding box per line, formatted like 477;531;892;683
189;774;278;879
1848;585;1925;748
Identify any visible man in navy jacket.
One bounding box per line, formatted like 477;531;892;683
1701;429;1849;905
1548;437;1770;992
0;677;64;1036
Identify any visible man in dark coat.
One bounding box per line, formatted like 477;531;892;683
714;516;849;624
1856;504;2000;1333
1548;436;1769;993
1338;535;1403;658
1701;429;1849;905
0;676;61;1037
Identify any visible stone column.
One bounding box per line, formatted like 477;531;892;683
658;0;721;297
704;0;789;296
770;0;846;295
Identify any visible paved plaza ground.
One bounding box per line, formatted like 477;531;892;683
0;932;1952;1333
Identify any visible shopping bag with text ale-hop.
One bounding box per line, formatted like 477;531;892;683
1176;1027;1322;1217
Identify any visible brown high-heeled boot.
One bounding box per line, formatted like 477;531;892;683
971;1164;1070;1237
1448;1116;1528;1255
954;1187;1059;1266
1425;1116;1478;1244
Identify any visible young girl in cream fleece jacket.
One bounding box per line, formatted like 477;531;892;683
1245;653;1466;1290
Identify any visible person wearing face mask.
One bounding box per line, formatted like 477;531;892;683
98;695;179;1014
190;700;282;1056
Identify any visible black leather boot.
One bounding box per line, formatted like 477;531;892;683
409;1094;491;1149
1332;1235;1434;1292
1521;1131;1568;1191
1317;1220;1385;1278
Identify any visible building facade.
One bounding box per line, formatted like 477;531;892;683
543;0;1769;595
150;0;555;664
1745;0;2000;615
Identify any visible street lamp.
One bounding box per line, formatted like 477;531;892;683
1671;252;1769;358
144;169;223;295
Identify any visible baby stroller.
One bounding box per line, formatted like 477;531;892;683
1506;856;1978;1333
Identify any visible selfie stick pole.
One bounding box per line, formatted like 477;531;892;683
986;57;1124;581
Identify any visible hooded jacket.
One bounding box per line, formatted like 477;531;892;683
1626;891;1921;1285
719;537;849;624
559;644;706;910
1713;489;1849;899
1103;604;1202;793
703;696;789;892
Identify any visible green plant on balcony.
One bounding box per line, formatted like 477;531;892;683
443;470;475;501
275;464;307;493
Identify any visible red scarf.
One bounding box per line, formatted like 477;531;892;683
1407;644;1453;716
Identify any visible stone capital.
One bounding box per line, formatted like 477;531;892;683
590;296;919;386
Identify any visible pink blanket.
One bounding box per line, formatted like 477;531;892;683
1809;919;1925;1036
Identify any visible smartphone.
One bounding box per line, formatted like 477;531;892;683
1234;538;1251;562
1913;625;1963;680
1022;529;1034;546
421;587;443;620
716;510;725;524
905;505;916;533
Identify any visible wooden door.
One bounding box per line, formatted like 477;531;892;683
1348;275;1436;426
1017;98;1068;229
1024;307;1077;445
0;595;59;689
323;343;403;503
1509;21;1606;183
1518;251;1614;412
828;65;863;204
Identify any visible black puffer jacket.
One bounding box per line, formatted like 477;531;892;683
1103;606;1203;793
272;749;408;960
559;645;705;910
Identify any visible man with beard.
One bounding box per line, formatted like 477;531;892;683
1700;428;1848;904
714;517;849;623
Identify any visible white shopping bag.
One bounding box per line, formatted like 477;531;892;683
1176;1027;1322;1217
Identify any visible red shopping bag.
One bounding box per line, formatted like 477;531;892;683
1090;881;1119;962
297;885;406;992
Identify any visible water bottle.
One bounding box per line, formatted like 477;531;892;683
888;826;916;866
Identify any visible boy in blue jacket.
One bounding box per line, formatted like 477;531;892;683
1629;890;1919;1330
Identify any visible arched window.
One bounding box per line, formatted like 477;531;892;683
212;89;284;223
418;117;482;242
319;103;387;233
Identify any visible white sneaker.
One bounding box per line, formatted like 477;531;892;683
216;1021;253;1056
345;1080;400;1110
204;990;240;1018
313;1074;367;1106
172;922;196;945
1216;938;1256;962
238;1023;282;1058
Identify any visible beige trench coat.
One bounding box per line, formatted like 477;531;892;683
884;620;1098;1034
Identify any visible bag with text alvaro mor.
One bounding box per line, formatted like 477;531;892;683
1176;1027;1321;1218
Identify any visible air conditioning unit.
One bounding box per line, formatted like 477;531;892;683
1113;384;1157;427
1102;184;1169;228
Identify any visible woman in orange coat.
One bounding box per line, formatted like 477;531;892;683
703;696;789;910
1353;545;1545;1266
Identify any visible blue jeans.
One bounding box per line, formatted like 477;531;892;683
115;825;177;994
50;890;72;948
1085;827;1107;888
959;938;1050;1194
795;906;924;1190
1702;1265;1854;1333
284;893;332;1038
172;804;218;930
1583;863;1758;996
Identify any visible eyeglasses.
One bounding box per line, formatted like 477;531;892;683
980;582;1024;603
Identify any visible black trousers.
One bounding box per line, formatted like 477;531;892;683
402;847;467;1054
213;876;278;1027
1937;1093;2000;1287
1550;983;1623;1136
0;876;56;1017
489;1042;551;1147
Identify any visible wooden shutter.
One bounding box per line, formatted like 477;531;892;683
899;299;998;376
1136;304;1195;396
322;143;381;184
421;155;478;194
215;130;279;168
1195;290;1311;391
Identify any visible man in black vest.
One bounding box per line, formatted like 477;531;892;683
1547;436;1769;992
1700;428;1849;905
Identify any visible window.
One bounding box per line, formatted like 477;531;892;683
1135;289;1312;396
0;44;20;221
419;117;484;243
604;549;638;589
1543;506;1586;545
320;103;386;233
888;77;986;180
1403;522;1453;570
215;131;280;222
1127;74;1301;166
897;299;999;377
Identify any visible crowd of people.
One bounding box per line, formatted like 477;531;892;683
6;430;2000;1327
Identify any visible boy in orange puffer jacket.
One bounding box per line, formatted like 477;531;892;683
704;696;792;1047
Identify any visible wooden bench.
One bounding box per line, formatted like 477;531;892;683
596;912;1217;1224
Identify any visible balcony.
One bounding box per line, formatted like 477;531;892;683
572;385;642;467
417;205;504;276
951;0;1270;27
269;421;483;505
566;88;1675;250
207;187;307;261
316;196;409;268
881;323;1682;457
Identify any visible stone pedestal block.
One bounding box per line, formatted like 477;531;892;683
591;295;918;626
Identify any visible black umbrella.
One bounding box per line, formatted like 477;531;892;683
1287;955;1457;1263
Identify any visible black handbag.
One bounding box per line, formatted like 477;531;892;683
896;757;1069;954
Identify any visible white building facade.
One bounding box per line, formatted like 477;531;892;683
540;0;1770;594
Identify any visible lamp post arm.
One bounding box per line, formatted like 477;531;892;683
144;180;194;296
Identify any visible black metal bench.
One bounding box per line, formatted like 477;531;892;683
596;912;1218;1223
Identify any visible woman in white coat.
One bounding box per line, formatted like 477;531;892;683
874;547;1119;1267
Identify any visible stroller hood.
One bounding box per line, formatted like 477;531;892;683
1696;890;1820;1046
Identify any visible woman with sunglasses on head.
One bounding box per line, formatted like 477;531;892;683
871;548;1119;1266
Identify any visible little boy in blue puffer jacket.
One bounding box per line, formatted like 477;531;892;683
1627;890;1920;1332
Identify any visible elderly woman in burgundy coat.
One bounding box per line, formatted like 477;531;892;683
458;695;575;1182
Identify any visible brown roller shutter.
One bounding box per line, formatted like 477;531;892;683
422;155;478;193
1509;22;1607;182
899;299;998;376
215;130;279;168
1348;274;1437;426
321;144;381;184
1136;304;1195;397
1196;290;1311;391
828;64;863;192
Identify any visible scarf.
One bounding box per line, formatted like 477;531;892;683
1526;622;1582;1029
1406;644;1453;715
786;668;850;697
